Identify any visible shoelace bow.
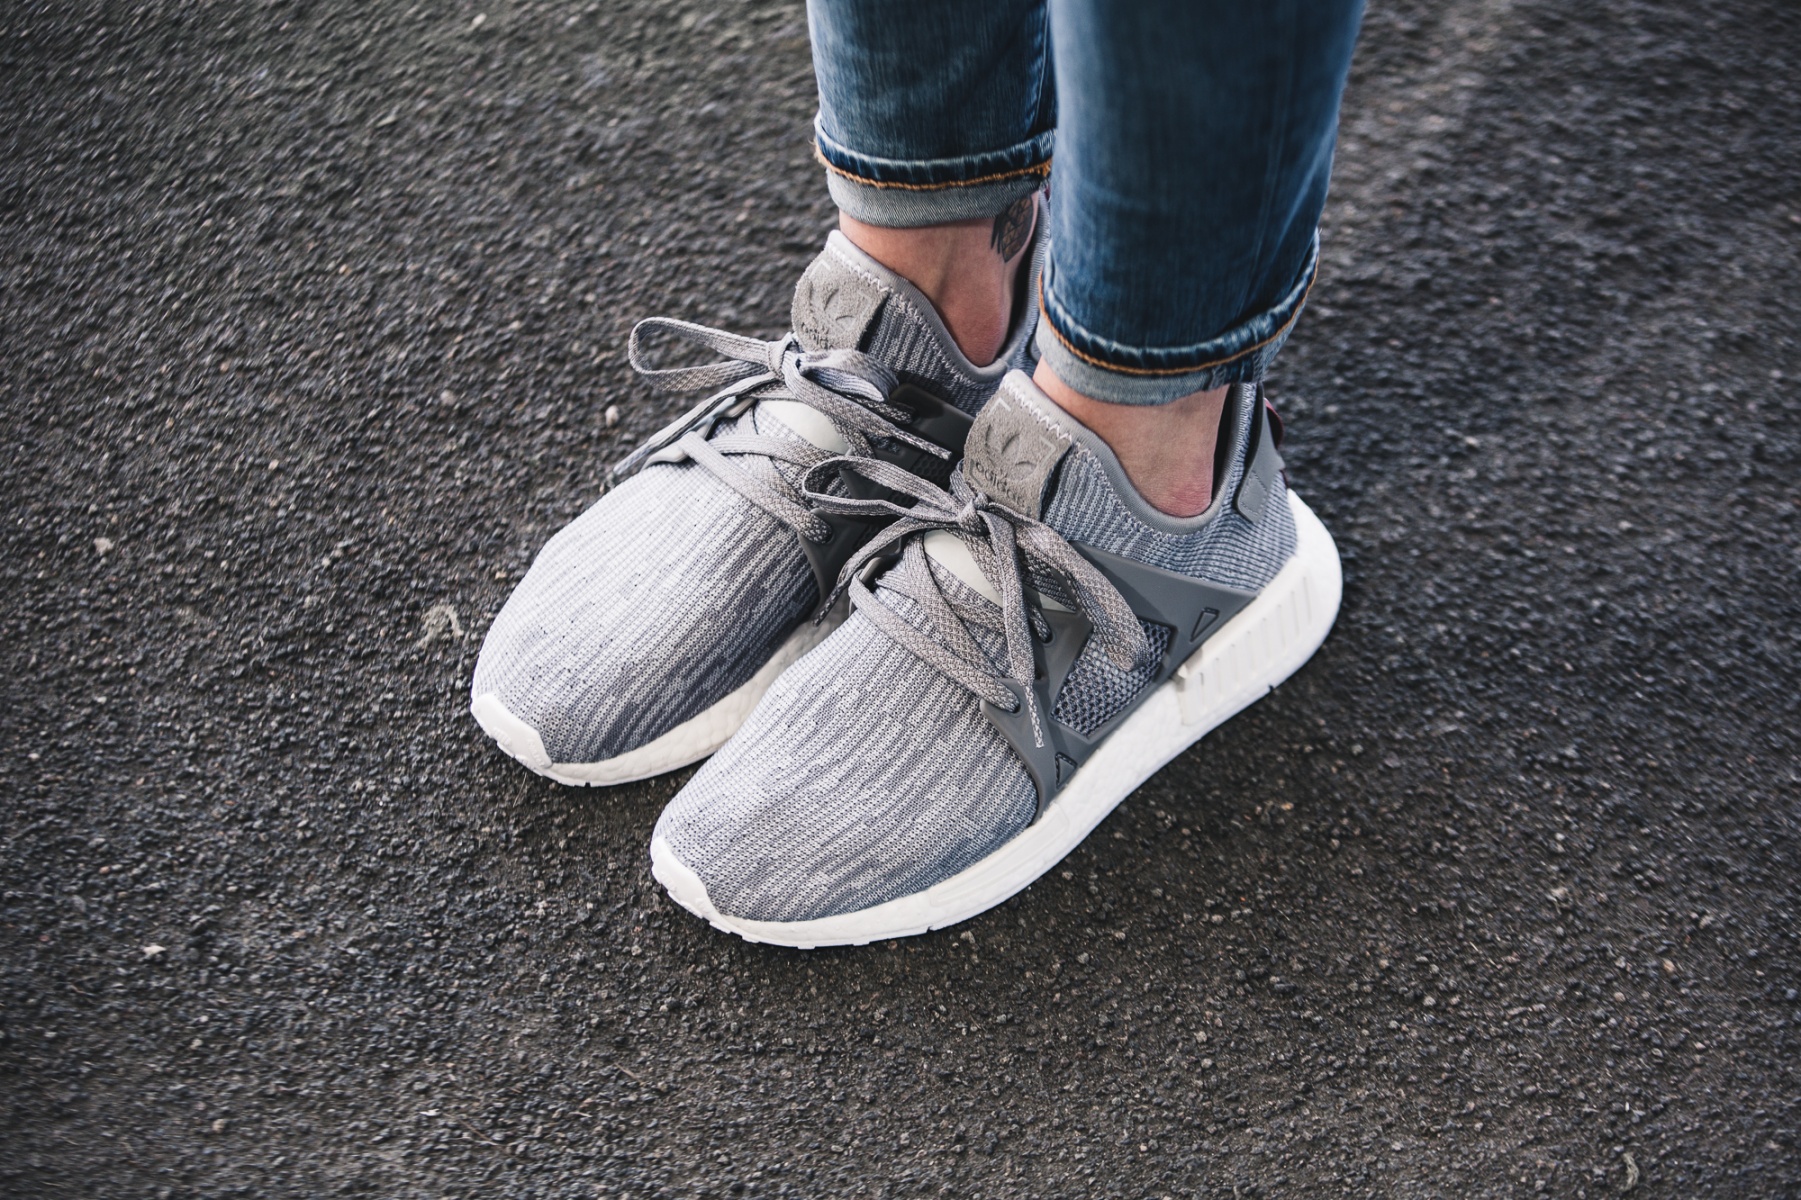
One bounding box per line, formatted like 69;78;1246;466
617;317;951;544
800;457;1151;712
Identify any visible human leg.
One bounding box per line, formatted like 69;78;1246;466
1039;0;1364;514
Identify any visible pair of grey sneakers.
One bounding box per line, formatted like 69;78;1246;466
471;218;1342;947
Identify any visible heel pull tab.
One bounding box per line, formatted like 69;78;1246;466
1233;388;1285;523
1261;384;1285;449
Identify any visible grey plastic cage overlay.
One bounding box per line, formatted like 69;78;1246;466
980;542;1257;819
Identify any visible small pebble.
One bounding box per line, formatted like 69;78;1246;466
416;603;464;648
605;405;621;427
94;537;113;555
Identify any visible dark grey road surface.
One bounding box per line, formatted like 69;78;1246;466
3;1;1798;1196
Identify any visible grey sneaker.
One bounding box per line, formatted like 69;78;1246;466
470;220;1045;786
650;371;1342;946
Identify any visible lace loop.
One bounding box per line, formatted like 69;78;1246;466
615;317;947;547
627;317;786;394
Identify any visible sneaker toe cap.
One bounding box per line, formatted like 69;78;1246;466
470;467;814;765
652;615;1037;923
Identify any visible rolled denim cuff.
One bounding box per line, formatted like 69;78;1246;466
815;115;1053;229
1035;233;1320;405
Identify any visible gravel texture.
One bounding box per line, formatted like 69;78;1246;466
3;1;1799;1197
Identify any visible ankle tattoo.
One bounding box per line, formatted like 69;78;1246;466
990;194;1035;262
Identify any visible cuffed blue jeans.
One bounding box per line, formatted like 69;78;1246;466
808;0;1364;404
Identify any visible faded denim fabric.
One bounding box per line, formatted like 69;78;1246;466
806;0;1363;403
808;0;1055;227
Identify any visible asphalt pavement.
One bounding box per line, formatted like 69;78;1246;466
2;0;1798;1196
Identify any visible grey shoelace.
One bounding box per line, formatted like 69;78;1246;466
801;457;1150;712
614;317;951;544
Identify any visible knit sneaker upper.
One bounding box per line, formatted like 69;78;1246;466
655;373;1296;922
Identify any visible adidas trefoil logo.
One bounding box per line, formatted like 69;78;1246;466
975;420;1057;489
967;394;1068;512
815;284;866;332
794;268;883;349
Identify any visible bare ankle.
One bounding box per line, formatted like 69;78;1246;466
839;196;1035;367
1034;362;1228;519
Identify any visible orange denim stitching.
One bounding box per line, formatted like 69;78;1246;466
814;144;1052;193
1035;270;1316;378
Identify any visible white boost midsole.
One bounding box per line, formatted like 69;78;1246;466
471;597;847;788
653;489;1343;947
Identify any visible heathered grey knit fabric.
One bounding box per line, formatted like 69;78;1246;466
471;457;816;763
1042;383;1297;591
655;602;1039;924
471;227;1042;767
656;374;1298;923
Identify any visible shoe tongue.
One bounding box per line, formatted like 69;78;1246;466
791;236;894;353
961;373;1076;520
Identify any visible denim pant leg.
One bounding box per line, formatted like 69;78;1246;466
1037;0;1365;404
807;0;1055;227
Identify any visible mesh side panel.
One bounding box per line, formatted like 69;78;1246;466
656;611;1036;924
1052;619;1171;736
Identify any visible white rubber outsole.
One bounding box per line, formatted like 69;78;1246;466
651;489;1343;948
470;600;847;788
